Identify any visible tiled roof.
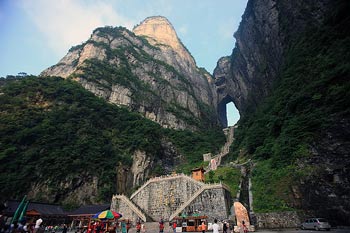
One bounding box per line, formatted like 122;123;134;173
4;200;65;216
4;200;110;217
68;204;110;215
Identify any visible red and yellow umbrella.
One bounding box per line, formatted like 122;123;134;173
92;210;122;220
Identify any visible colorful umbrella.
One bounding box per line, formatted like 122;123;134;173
92;210;122;220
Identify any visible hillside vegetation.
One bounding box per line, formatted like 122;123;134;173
0;76;225;204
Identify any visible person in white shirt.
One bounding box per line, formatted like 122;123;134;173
212;219;219;233
34;218;43;233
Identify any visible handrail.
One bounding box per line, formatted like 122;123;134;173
168;183;228;221
112;194;146;222
130;173;204;199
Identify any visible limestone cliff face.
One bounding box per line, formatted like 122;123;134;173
133;16;196;73
214;0;332;120
214;0;349;224
42;16;218;130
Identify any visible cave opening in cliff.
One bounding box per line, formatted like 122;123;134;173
218;95;240;128
226;102;239;126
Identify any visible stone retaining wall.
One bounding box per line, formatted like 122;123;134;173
112;175;232;223
111;197;140;223
255;211;301;228
130;176;203;221
182;188;231;222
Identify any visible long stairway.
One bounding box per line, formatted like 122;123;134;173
206;126;235;172
168;183;229;221
112;194;147;222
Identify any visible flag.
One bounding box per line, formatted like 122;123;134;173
11;195;27;224
18;201;29;222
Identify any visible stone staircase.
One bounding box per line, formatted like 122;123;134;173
206;126;235;172
168;183;229;221
112;194;147;222
130;173;204;200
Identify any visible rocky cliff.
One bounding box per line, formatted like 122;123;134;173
214;0;333;118
215;0;349;225
42;16;218;130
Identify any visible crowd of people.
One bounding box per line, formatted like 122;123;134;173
1;216;249;233
0;217;69;233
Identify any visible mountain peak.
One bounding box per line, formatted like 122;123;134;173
133;16;181;50
133;16;196;73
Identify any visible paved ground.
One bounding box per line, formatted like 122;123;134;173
254;229;350;233
67;225;350;233
124;227;350;233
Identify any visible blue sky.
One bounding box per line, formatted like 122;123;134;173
0;0;247;125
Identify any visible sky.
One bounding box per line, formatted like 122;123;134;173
0;0;248;125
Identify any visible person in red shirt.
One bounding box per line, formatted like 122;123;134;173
159;219;164;233
126;221;131;233
136;222;141;233
172;221;177;233
201;221;206;233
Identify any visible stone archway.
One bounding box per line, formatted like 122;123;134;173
218;95;239;128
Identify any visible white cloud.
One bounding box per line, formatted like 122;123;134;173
17;0;135;55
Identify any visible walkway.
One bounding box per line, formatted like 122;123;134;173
206;126;235;172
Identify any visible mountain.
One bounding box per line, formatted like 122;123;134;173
214;0;349;225
41;16;219;130
0;76;225;207
1;0;349;224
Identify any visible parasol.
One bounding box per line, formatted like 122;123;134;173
92;210;122;220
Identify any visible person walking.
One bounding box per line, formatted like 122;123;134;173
223;221;228;233
212;219;219;233
239;221;248;233
34;218;42;233
136;222;141;233
141;223;146;233
159;219;164;233
172;221;176;233
242;221;248;233
201;221;206;233
62;225;67;233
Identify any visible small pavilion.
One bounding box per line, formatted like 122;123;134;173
191;167;206;182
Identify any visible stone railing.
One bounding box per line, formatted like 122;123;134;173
130;179;153;199
130;173;204;199
112;194;146;222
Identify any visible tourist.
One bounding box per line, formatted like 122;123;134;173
242;221;248;233
239;221;248;233
141;223;146;233
223;221;228;233
23;223;29;233
159;219;164;233
62;225;67;233
201;221;206;233
172;221;176;233
136;222;141;233
33;218;42;233
95;222;101;233
212;219;219;233
126;221;131;233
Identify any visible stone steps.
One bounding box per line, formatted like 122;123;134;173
169;183;229;221
112;194;147;222
206;126;235;172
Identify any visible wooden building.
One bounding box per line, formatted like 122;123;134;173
191;167;205;182
3;200;67;225
68;204;110;230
